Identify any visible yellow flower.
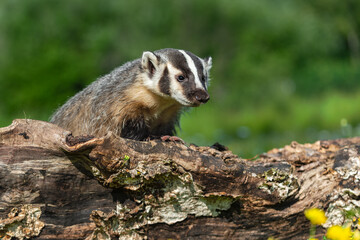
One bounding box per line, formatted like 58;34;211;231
308;238;318;240
353;230;360;240
326;225;351;240
304;208;327;225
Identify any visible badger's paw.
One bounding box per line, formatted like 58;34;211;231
160;135;185;144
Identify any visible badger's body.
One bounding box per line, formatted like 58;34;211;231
50;48;212;140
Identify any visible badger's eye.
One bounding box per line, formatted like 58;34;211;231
177;75;185;82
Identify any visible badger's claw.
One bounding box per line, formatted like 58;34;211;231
160;135;185;144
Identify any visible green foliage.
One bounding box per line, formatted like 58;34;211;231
1;0;360;157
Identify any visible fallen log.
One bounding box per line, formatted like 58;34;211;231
0;119;359;239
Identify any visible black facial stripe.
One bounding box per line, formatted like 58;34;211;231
159;67;170;95
167;51;194;79
200;75;207;89
167;51;197;98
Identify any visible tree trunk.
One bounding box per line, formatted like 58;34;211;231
0;119;359;239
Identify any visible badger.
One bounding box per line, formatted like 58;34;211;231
50;48;212;141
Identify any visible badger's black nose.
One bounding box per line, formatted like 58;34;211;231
195;91;210;104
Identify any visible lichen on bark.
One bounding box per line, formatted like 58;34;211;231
258;168;299;201
89;165;239;238
0;204;44;240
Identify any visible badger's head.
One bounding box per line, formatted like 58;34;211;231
141;48;212;107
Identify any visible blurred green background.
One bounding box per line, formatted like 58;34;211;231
1;0;360;158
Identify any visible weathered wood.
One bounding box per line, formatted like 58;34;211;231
0;119;359;239
0;120;114;239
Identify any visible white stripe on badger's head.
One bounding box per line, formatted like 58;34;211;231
141;48;212;107
178;50;204;90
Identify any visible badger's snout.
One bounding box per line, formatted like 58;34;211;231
192;89;210;105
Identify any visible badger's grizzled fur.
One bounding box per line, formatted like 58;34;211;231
50;48;212;140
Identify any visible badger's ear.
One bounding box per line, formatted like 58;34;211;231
204;56;212;72
142;51;159;75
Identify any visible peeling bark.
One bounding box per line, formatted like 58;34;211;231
0;119;360;239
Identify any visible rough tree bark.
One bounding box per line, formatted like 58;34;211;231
0;119;359;239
